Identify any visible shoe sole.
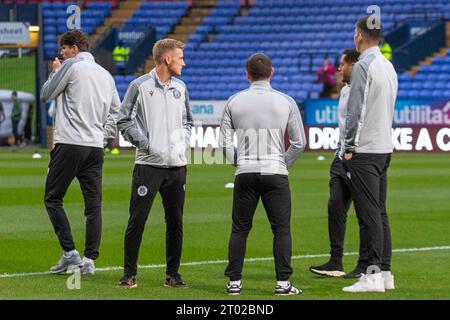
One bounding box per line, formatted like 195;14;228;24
310;268;346;277
164;284;188;288
342;288;385;293
227;292;240;296
275;291;303;296
81;271;95;275
80;267;95;275
342;274;363;279
117;284;137;289
50;264;80;274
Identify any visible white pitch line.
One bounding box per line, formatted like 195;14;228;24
1;245;449;279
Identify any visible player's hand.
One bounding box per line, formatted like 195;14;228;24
52;57;62;70
344;152;353;160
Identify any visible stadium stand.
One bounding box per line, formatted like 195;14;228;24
180;0;449;101
20;0;447;101
124;1;188;40
42;1;114;59
397;49;450;100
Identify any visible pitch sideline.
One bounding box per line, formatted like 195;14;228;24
0;245;449;279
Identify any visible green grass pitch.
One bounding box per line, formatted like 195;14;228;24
0;150;449;299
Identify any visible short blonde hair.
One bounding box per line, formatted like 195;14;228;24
152;38;185;65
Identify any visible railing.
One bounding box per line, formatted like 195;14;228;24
392;9;443;29
125;26;156;74
393;20;446;73
298;51;340;74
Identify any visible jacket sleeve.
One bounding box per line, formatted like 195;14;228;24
344;61;369;153
183;88;193;148
40;59;75;103
102;79;122;147
218;101;237;166
284;100;307;168
117;81;149;149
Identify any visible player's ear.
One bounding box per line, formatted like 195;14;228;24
270;67;274;78
245;69;252;82
164;54;171;65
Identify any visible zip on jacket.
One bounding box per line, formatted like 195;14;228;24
117;69;193;167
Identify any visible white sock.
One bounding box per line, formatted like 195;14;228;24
82;257;93;264
277;281;289;288
63;250;77;258
230;280;241;286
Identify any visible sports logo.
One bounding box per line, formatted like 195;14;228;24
137;185;148;196
173;89;181;99
149;90;154;96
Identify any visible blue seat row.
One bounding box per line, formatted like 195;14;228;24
140;2;188;9
133;9;186;17
397;90;450;99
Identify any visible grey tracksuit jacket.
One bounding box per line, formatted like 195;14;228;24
219;81;306;176
40;52;121;148
117;69;193;167
344;46;398;154
337;84;350;158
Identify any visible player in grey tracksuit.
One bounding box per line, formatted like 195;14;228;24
40;30;121;274
219;53;306;296
343;17;398;293
309;49;371;279
117;39;192;288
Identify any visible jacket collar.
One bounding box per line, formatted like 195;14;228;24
150;68;176;89
359;46;381;60
76;52;95;61
250;80;272;89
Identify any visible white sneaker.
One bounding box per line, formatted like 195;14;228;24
50;250;82;274
275;281;303;295
342;273;385;293
80;257;95;275
382;271;395;290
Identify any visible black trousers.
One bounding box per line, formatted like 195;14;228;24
225;173;293;281
328;157;369;268
342;153;392;270
44;143;104;260
124;164;186;277
328;157;352;259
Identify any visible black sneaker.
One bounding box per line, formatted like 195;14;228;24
165;273;188;288
309;259;345;277
275;282;303;296
226;282;242;295
117;275;137;288
342;267;365;279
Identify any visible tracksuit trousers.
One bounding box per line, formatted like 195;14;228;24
328;156;369;269
225;173;293;281
342;153;392;271
44;143;104;260
123;164;186;277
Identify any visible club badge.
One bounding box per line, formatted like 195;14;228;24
137;185;148;196
173;89;181;99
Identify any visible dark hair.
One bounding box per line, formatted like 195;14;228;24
12;91;17;96
59;30;90;52
246;53;272;81
342;48;360;64
356;15;382;43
